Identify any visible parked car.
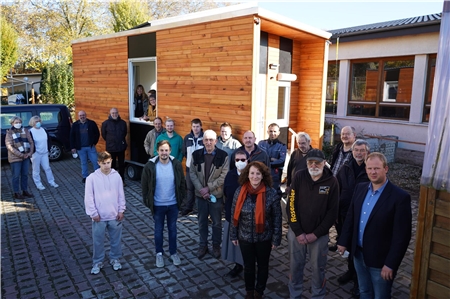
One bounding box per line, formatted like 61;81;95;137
1;104;73;161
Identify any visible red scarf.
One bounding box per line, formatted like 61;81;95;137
233;182;266;233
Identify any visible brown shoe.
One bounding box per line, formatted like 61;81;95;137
23;191;34;198
197;246;208;259
244;291;254;299
14;193;25;199
254;290;263;299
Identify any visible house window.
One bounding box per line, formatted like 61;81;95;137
348;58;414;120
423;55;436;122
276;81;290;127
326;62;339;114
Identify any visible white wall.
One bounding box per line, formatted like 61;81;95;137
326;32;438;152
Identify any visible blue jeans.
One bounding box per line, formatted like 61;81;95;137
153;204;178;255
92;220;123;265
78;146;99;178
353;248;393;299
197;196;223;247
288;229;328;299
10;158;30;192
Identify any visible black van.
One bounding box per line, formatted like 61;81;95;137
1;104;73;161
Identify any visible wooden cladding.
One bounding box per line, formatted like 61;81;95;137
156;16;255;136
411;187;450;299
72;36;129;154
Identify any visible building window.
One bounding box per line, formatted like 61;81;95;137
326;62;339;114
423;55;436;122
348;58;414;120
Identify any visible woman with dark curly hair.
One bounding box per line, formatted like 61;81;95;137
230;161;282;299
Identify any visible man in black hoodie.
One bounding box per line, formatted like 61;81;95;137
286;149;339;299
101;108;127;182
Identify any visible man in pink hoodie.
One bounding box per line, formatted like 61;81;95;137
85;151;126;275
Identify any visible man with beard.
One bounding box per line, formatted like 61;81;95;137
154;118;183;162
258;123;286;195
286;149;339;299
286;132;313;187
338;153;411;299
142;140;186;268
335;140;370;297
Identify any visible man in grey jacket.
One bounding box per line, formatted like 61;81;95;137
190;129;229;259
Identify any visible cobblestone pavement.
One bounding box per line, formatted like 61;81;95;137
1;157;417;298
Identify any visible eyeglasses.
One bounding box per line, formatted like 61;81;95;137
235;158;247;162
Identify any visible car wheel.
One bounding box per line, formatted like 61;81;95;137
126;164;142;181
49;142;63;161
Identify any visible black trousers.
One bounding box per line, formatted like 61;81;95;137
110;151;125;180
239;239;272;294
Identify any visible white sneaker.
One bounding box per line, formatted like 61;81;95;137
110;259;122;271
49;182;59;188
91;262;103;274
156;252;164;268
170;254;181;266
36;184;45;190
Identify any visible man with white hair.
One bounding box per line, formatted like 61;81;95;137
190;129;229;259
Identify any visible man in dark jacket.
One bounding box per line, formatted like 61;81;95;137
180;118;204;216
335;139;370;296
70;110;100;183
258;123;286;195
286;132;313;187
338;153;411;299
230;131;270;170
101;108;127;182
141;140;186;268
286;149;339;299
330;126;356;176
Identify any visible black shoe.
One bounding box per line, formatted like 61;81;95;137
180;209;193;216
23;191;34;198
338;270;354;285
329;244;338;252
14;192;25;199
351;280;360;298
225;264;243;278
212;246;221;259
197;246;208;259
82;178;86;183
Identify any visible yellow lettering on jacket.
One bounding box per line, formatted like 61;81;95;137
289;189;297;223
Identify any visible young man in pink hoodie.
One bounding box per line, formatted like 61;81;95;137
85;151;126;274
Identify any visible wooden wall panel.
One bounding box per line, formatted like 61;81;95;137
72;36;129;155
156;16;254;137
291;40;327;150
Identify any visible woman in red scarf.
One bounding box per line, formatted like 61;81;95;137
230;161;282;299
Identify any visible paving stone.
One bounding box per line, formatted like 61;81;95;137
1;158;415;298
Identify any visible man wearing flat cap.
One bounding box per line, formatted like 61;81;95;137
286;149;339;298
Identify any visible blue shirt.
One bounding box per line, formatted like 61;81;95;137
79;122;90;147
154;161;177;206
358;180;389;247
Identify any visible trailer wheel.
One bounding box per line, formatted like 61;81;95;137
126;164;142;181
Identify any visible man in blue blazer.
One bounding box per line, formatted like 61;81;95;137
337;152;412;299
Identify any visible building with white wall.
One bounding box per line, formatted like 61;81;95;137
326;14;441;153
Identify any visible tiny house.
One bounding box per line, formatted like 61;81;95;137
72;3;331;178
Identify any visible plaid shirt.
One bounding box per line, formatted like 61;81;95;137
331;146;352;176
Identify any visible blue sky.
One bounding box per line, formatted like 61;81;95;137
242;1;445;30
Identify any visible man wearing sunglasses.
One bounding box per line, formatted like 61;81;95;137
286;149;339;298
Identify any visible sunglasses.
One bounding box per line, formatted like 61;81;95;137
235;158;247;162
